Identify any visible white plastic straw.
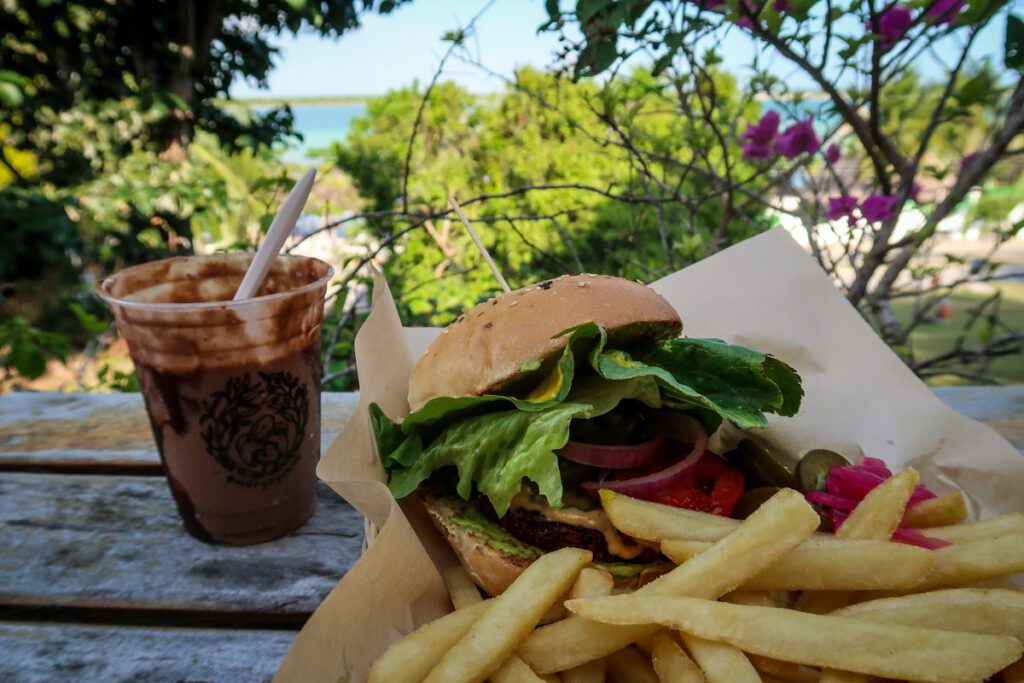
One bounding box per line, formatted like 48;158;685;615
233;166;316;301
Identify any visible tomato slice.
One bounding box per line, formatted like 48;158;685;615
643;454;745;517
709;466;745;517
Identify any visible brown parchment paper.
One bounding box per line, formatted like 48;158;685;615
274;228;1024;683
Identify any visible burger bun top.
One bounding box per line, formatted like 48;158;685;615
408;274;682;410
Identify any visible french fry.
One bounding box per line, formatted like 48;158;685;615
662;538;932;591
716;601;803;682
600;490;739;542
817;672;867;683
693;595;799;681
446;566;484;609
898;535;1024;593
748;654;801;680
606;646;658;683
634;631;662;657
902;491;968;528
444;565;543;683
679;633;761;683
651;634;706;683
760;665;821;683
833;588;1024;639
367;600;491;683
926;513;1024;543
424;548;592;683
559;568;613;683
817;468;922;679
570;567;614;600
564;595;1023;683
793;590;851;615
518;489;820;673
491;656;546;683
561;659;605;683
721;590;775;607
837;469;919;540
539;675;562;683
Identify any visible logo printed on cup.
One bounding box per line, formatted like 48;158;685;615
199;371;309;488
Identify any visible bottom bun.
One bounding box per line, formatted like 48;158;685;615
422;492;671;596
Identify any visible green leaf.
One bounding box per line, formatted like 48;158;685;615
651;52;674;77
0;82;23;108
954;70;995;107
382;375;656;515
68;302;109;337
596;338;803;430
1007;15;1024;71
545;0;562;22
577;0;610;24
9;338;47;379
576;38;619;78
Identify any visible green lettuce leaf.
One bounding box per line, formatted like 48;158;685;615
382;374;657;515
593;337;802;431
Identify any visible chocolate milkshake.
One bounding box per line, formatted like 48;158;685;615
99;254;333;545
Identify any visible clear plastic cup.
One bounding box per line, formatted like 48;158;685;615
99;253;333;545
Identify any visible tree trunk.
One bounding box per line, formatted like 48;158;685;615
146;0;225;159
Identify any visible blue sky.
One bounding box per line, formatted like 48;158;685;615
230;0;563;97
228;0;1008;99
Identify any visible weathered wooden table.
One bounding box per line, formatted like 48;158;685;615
1;388;1022;682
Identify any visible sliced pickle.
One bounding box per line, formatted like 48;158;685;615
726;439;795;489
733;487;782;519
795;449;851;494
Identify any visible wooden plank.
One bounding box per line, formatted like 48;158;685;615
934;386;1024;453
0;621;294;683
0;392;359;469
0;473;363;615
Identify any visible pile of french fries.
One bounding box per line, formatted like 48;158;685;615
368;469;1024;683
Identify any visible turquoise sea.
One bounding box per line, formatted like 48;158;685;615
276;98;834;163
272;103;367;162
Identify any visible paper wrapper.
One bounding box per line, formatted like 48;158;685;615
274;228;1024;683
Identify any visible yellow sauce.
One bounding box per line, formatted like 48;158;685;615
526;365;563;402
510;493;649;560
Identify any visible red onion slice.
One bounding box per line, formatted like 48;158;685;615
558;437;667;469
581;415;708;499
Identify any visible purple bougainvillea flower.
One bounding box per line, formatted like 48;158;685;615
774;0;790;11
741;140;774;160
827;196;859;221
774;117;820;159
870;5;913;51
740;110;780;160
740;110;780;143
736;0;759;29
861;194;900;222
825;143;841;165
925;0;965;26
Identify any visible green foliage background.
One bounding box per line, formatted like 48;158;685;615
334;67;773;327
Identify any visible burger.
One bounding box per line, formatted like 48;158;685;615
371;274;802;595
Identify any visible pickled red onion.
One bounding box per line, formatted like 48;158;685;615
814;459;951;550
